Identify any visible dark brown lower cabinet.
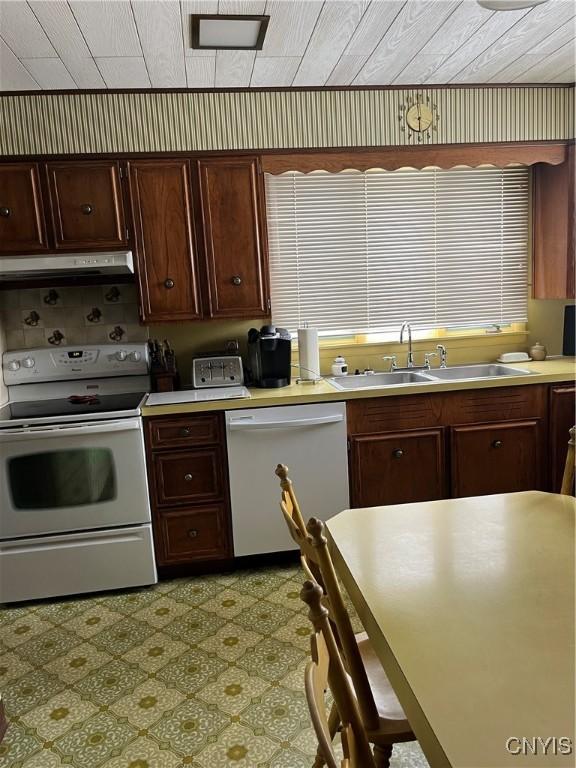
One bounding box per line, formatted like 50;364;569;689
145;413;232;566
349;428;445;507
450;419;542;497
549;385;576;493
347;385;553;507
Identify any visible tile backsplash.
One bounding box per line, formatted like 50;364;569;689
0;284;148;350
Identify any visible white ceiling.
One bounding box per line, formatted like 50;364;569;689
0;0;574;91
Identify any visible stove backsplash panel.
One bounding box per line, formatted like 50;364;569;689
0;285;148;350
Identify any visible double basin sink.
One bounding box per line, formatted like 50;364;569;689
328;364;534;391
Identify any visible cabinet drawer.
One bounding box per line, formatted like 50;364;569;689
451;419;541;498
349;428;445;507
157;505;230;564
147;414;221;449
153;449;223;506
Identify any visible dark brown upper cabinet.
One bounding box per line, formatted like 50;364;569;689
129;159;202;323
533;144;575;299
0;163;48;253
46;161;128;250
197;156;270;318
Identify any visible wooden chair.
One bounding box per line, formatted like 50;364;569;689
560;426;576;495
301;579;376;768
276;464;415;768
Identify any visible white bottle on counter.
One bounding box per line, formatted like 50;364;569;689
331;355;348;376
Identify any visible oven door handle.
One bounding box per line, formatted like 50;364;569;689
0;418;142;441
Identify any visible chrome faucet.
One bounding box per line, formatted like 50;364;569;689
437;344;447;368
400;321;414;368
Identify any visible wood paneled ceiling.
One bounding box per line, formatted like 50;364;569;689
0;0;574;91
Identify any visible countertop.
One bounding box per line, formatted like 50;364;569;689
141;358;576;417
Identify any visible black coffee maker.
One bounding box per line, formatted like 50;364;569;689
247;325;291;388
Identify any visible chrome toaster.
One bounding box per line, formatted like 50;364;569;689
192;355;244;388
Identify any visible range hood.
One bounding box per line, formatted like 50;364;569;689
0;251;134;281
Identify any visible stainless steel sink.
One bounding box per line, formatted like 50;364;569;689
423;364;532;381
327;363;535;391
328;371;433;390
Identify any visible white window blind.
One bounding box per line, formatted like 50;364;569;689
265;167;529;336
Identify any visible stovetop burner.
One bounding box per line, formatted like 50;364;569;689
0;392;146;426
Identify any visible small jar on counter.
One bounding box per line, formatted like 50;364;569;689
529;342;547;361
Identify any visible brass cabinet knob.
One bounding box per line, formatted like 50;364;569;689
392;448;404;459
492;440;503;449
0;207;10;218
180;427;191;437
188;529;198;538
80;203;93;215
164;278;175;289
231;275;242;286
184;473;194;482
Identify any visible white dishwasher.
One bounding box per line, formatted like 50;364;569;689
226;402;349;557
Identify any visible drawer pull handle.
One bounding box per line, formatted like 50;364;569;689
80;203;93;215
231;275;242;286
184;473;194;482
0;206;10;218
180;427;191;437
164;278;175;289
188;529;198;538
392;448;404;459
492;440;503;449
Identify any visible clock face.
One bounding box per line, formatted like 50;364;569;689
406;102;433;132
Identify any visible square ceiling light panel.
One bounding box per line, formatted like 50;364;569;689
191;15;270;50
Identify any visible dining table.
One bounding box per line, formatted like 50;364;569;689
325;491;575;768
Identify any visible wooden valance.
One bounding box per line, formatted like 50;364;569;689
261;141;569;175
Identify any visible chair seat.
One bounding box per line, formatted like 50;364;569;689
354;632;414;742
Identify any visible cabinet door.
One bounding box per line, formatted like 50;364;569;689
197;156;270;318
533;145;575;299
549;385;576;493
0;164;48;253
349;428;445;507
129;160;201;322
451;420;541;497
46;161;127;249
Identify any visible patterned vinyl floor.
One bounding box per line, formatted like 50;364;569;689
0;564;428;768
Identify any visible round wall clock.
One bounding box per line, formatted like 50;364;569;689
406;102;434;132
398;94;439;143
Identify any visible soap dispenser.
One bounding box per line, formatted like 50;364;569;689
331;356;348;376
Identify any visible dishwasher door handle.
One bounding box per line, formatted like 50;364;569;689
227;414;344;431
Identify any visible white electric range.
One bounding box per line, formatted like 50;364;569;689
0;344;157;603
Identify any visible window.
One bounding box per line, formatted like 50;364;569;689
265;166;529;337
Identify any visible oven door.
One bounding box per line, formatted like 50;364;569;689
0;418;151;539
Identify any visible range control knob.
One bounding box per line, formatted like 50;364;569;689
129;351;141;362
115;350;127;361
7;360;20;371
22;357;35;369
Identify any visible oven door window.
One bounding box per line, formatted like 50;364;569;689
9;448;117;509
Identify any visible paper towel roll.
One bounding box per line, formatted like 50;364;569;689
298;327;320;381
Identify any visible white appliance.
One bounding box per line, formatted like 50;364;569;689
192;355;244;388
0;251;134;282
226;402;349;557
0;344;157;603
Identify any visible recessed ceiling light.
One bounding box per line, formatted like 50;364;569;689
477;0;548;9
190;14;270;50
